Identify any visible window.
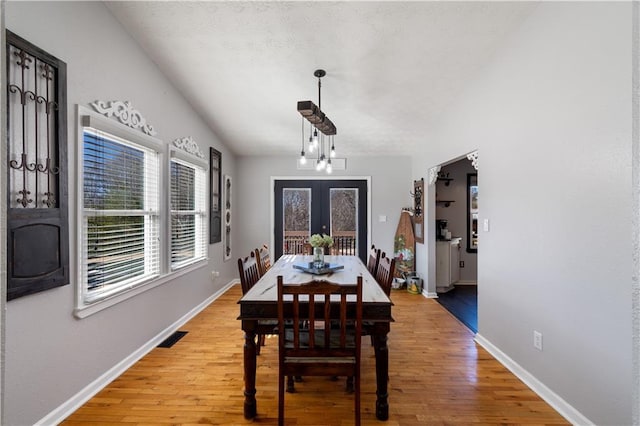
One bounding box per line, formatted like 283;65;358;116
77;106;210;315
170;156;207;269
81;126;160;303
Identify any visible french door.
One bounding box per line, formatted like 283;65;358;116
274;179;368;262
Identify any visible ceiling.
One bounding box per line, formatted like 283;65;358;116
105;1;536;158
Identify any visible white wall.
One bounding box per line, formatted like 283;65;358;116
4;3;237;425
236;156;411;264
412;3;632;424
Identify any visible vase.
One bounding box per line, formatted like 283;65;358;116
313;246;325;268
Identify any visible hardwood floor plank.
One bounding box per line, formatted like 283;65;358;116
61;284;569;425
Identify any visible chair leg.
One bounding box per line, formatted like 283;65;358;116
355;372;361;426
346;376;354;393
278;372;285;426
286;375;296;393
256;334;262;356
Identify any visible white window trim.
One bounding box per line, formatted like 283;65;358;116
74;105;209;318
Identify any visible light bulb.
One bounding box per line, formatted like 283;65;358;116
312;129;319;147
330;146;336;158
326;161;333;174
315;160;322;171
300;151;306;165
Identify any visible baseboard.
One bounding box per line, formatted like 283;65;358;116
422;289;438;298
474;333;594;426
455;280;477;285
35;279;239;426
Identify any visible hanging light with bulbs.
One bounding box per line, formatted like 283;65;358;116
297;69;339;174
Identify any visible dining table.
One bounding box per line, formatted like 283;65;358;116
237;254;394;421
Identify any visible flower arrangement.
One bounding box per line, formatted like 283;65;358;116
309;233;333;248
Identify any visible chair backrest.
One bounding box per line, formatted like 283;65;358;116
302;242;313;255
238;252;261;295
304;243;333;255
277;276;363;360
367;245;381;276
375;252;396;296
255;244;272;277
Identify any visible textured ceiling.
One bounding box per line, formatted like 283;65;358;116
105;1;536;157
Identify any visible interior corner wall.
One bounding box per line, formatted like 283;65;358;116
412;2;632;424
235;156;411;265
4;3;237;425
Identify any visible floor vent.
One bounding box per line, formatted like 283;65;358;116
157;331;188;348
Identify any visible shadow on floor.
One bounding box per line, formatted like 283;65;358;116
436;285;477;333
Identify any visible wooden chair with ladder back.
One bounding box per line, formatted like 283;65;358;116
367;244;381;277
277;275;363;426
255;244;272;277
363;251;395;347
375;252;396;297
238;251;275;355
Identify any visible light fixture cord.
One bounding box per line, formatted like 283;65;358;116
318;75;322;111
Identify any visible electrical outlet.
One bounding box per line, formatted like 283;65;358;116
459;261;465;268
533;330;543;351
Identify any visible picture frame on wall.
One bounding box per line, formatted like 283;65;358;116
223;174;232;261
467;173;478;253
209;148;222;244
413;178;424;244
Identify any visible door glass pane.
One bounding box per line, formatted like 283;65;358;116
283;188;311;254
330;188;357;255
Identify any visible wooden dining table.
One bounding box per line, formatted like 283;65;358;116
238;254;394;421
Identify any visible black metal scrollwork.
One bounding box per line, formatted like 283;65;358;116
8;46;61;208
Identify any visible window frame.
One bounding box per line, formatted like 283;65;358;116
75;105;208;318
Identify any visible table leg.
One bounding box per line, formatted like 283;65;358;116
373;329;389;421
243;323;257;419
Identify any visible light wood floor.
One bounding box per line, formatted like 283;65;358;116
61;284;569;425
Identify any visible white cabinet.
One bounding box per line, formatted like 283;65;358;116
436;238;461;292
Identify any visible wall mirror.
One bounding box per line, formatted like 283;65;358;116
467;173;478;253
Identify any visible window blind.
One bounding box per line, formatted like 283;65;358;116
82;128;160;302
170;159;207;269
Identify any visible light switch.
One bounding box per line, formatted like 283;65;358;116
483;218;490;232
379;215;387;223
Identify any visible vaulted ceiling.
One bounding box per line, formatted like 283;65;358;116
105;1;536;157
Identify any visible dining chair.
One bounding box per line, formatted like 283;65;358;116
303;242;332;255
238;252;261;295
375;252;396;296
367;245;381;277
255;244;272;277
302;242;313;255
362;249;393;348
238;252;274;354
277;275;363;426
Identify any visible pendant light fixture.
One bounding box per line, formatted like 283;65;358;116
297;69;339;174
